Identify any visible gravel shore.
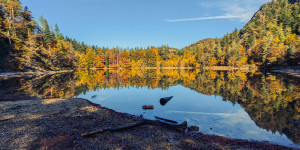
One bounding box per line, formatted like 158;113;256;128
0;98;297;149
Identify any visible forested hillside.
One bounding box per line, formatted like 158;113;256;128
0;0;299;71
0;0;89;71
0;0;183;71
183;0;300;67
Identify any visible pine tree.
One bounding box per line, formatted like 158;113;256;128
39;16;52;48
54;24;63;39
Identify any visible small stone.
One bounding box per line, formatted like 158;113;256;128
166;138;175;142
188;126;199;132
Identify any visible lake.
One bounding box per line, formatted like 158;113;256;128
1;69;299;148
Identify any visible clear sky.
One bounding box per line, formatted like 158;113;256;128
21;0;271;49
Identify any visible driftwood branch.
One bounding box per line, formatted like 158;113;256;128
81;119;187;137
81;120;148;137
155;116;178;124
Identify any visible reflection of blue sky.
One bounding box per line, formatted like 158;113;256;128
77;85;299;148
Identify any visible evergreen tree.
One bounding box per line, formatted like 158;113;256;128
54;24;63;39
39;16;52;47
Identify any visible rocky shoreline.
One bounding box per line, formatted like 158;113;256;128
0;98;297;149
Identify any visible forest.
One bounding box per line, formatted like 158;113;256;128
0;0;300;71
183;0;300;67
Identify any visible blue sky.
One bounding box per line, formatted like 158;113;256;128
21;0;270;49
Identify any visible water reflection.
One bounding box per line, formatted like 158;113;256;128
0;69;299;147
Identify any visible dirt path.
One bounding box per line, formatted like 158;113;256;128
0;98;297;149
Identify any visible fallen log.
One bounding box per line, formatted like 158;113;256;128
81;120;147;137
142;105;154;110
160;96;173;106
155;116;178;124
160;96;173;101
81;119;187;137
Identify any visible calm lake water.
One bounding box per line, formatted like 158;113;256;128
1;69;299;148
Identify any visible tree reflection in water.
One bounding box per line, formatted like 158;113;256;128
0;69;299;144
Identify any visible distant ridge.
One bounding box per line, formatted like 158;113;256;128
183;0;300;67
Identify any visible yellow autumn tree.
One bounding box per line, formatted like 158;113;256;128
85;47;96;68
95;48;105;68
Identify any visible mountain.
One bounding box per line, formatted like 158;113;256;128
183;0;300;67
0;0;299;71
